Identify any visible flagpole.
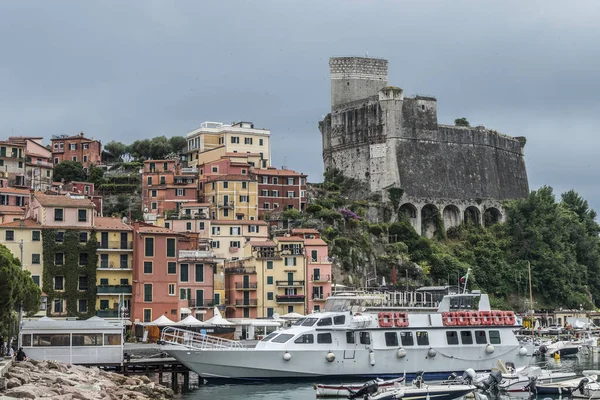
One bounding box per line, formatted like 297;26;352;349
462;268;471;294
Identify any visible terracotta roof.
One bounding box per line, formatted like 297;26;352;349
0;218;40;228
250;240;276;247
0;205;25;214
0;187;29;195
205;174;251;182
211;220;268;226
181;202;210;207
136;225;176;234
304;238;328;246
291;228;320;235
0;141;24;147
94;217;133;231
34;193;94;208
252;168;306;177
50;134;99;142
41;225;94;230
275;236;304;242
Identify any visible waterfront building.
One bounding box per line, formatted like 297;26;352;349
251;167;308;219
185;121;271;169
94;217;134;319
51;132;102;170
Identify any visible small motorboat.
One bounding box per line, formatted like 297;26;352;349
499;365;577;392
570;371;600;399
526;371;599;395
536;340;579;357
364;372;476;400
314;377;405;398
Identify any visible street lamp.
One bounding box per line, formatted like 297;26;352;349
17;239;23;349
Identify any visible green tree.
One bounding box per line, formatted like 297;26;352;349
454;118;470;127
87;165;105;186
168;136;188;154
128;139;152;160
53;160;86;183
104;141;128;162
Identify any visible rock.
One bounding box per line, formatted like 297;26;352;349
5;378;21;389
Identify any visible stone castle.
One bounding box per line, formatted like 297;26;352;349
319;57;529;237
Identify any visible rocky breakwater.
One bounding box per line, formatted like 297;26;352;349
0;359;174;399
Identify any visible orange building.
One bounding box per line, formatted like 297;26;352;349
141;160;198;218
51;133;102;170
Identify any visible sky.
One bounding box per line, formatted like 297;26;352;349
1;1;599;211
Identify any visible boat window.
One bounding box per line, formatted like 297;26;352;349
104;334;122;346
346;332;355;344
317;317;333;326
272;334;294;343
489;330;501;344
72;333;103;346
446;331;459;345
359;332;371;345
301;318;318;326
294;334;314;344
474;330;487;344
460;331;473;345
333;315;346;325
22;334;32;347
416;331;429;346
293;318;306;326
32;334;70;347
317;333;332;344
385;332;398;347
400;332;414;346
261;332;279;342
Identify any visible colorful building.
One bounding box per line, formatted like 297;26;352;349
141;160;198;218
202;174;258;221
209;219;269;260
252;167;308;219
51;133;102;170
0;141;26;188
0;205;26;223
0;187;29;207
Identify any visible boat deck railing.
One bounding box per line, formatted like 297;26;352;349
161;327;244;351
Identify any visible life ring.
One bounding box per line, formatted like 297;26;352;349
492;310;505;325
469;311;481;325
504;311;516;325
378;312;394;327
394;312;409;327
442;312;457;326
456;311;470;326
479;311;493;325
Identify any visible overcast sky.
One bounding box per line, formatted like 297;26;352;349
1;1;599;211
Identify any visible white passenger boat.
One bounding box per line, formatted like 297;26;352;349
160;290;531;381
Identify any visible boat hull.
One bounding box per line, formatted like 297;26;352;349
369;385;475;400
315;377;405;398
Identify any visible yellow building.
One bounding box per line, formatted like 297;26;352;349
94;217;134;318
185;121;271;169
203;174;258;221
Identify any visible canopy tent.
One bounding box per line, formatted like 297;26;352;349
280;312;304;320
179;315;207;327
205;307;234;326
146;315;176;326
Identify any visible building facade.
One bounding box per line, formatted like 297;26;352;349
8;137;54;192
252;167;308;219
51;133;102;170
141;160;198;218
0;141;26;188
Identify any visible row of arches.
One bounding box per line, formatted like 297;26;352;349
399;203;502;238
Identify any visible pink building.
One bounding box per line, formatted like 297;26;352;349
141;160;198;217
27;193;95;227
0;187;29;207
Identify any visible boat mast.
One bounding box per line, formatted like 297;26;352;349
528;261;534;335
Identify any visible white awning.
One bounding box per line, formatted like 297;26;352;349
180;308;191;314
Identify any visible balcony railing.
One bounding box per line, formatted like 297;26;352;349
98;262;132;269
276;295;305;303
188;299;216;308
281;247;304;256
181;168;198;174
235;282;258;290
312;293;330;301
276;280;305;287
179;250;215;260
235;299;258;307
96;310;122;318
225;266;257;275
97;285;132;294
256;250;281;260
98;241;133;250
54;148;65;153
218;202;235;208
311;274;331;282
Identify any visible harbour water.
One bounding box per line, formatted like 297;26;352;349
180;351;600;399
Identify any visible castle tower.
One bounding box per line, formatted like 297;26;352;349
329;57;388;109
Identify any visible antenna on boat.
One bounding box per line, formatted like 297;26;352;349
461;268;471;294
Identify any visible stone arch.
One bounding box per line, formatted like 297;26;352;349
442;205;461;230
464;206;481;226
399;203;418;231
421;204;440;238
484;207;502;226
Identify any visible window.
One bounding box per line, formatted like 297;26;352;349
266;292;274;301
79;232;88;242
32;275;40;286
242;181;247;189
199;222;205;230
147;177;152;185
70;144;77;150
168;283;176;296
100;254;108;268
56;231;64;242
239;195;248;203
72;156;77;161
317;318;332;326
83;143;89;150
55;253;64;265
54;299;63;313
176;189;185;196
144;284;152;302
5;230;14;241
180;263;189;282
272;333;294;343
273;203;279;209
461;331;473;345
359;332;371;345
446;331;459;345
416;331;429;346
231;136;239;144
284;257;296;266
475;330;487;344
264;203;270;209
54;158;59;164
151;190;157;197
346;332;355;344
223;181;229;189
77;209;87;222
78;276;88;291
272;177;278;184
119;254;128;269
311;250;318;262
32;231;40;241
164;222;171;229
400;332;414;346
83;155;87;163
287;191;295;198
166;238;176;257
143;261;152;274
212;166;218;173
294;334;314;344
259;139;263;146
186;222;192;230
195;264;204;282
211;240;220;248
163;162;168;171
261;189;268;196
266;261;273;270
54;276;64;290
160;176;166;184
100;299;109;309
143;309;151;322
385;332;398;347
168;262;176;274
54;209;64;221
145;237;154;257
230;227;241;235
244;137;252;145
151;202;157;210
212;226;220;235
317;333;332;344
287;177;295;185
179;288;188;300
334;315;346;325
267;276;273;285
489;330;501;344
79;253;88;265
77;300;87;313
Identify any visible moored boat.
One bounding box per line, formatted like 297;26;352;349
526;371;598;395
314;376;405;398
365;373;476;400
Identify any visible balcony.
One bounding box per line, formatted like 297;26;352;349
54;148;65;153
180;168;198;174
218;202;235;208
235;282;258;290
179;250;215;260
276;280;305;287
98;241;133;251
311;274;331;282
281;247;304;256
312;293;330;301
96;310;121;318
188;299;216;308
276;295;305;304
97;261;132;270
97;285;132;294
235;299;258;307
255;250;281;260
